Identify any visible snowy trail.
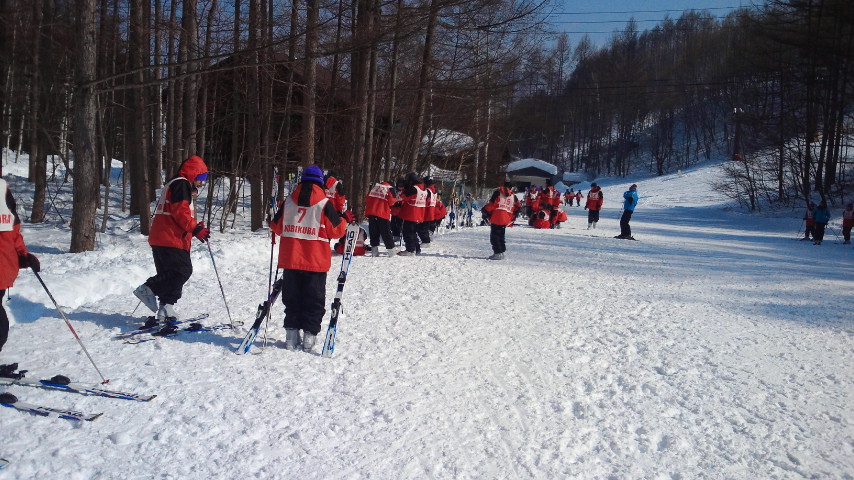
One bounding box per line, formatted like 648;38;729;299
1;165;852;478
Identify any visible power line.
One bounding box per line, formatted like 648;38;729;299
548;7;746;15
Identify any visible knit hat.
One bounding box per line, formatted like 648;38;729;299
301;165;324;184
630;184;637;190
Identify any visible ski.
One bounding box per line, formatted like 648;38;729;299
235;278;285;355
124;321;237;345
0;392;102;421
0;375;155;402
321;223;360;358
0;458;8;470
115;313;210;339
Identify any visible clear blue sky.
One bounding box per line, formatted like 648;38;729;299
547;0;755;47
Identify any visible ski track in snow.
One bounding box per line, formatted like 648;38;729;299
0;157;852;479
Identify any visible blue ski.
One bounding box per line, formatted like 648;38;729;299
235;278;285;355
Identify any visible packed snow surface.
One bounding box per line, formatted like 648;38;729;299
0;157;852;479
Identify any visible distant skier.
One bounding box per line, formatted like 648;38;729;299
584;183;604;229
0;179;39;370
363;180;399;257
811;200;831;245
575;189;583;206
269;165;347;352
842;203;853;245
616;184;638;240
482;182;521;260
134;155;210;329
801;202;816;241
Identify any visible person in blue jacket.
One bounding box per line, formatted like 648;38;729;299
616;184;638;240
811;200;831;245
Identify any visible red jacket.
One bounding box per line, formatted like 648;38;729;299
270;182;347;272
364;182;398;219
585;187;603;211
325;176;347;212
399;184;429;222
149;156;208;251
532;210;550;229
483;187;520;226
0;182;29;290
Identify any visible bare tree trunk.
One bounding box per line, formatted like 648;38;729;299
408;0;439;170
150;0;164;189
303;0;319;166
182;0;199;157
129;0;151;234
29;0;46;223
70;0;99;252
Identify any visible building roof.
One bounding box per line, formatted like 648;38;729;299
505;158;558;176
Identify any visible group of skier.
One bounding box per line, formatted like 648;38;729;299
801;200;854;245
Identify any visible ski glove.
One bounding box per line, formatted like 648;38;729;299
19;253;40;273
193;222;211;243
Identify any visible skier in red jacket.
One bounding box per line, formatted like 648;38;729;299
482;183;521;260
397;173;429;256
0;179;39;367
269;165;348;352
134;155;210;329
585;183;604;229
364;180;399;257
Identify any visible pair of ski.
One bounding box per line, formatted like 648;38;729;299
0;371;156;422
116;313;236;344
235;223;359;357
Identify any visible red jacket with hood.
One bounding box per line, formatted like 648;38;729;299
270;181;347;272
364;182;398;219
0;181;30;289
149;155;208;251
483;186;520;226
585;186;604;211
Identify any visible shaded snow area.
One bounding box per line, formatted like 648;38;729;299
0;156;852;479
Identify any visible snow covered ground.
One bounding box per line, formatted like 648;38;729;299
0;154;852;479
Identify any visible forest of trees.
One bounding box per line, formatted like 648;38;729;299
0;0;851;251
512;0;853;211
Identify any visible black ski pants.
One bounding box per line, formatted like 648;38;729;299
620;210;634;237
146;246;193;305
844;225;852;242
402;220;420;252
416;221;431;245
490;224;507;254
587;209;601;224
368;216;395;249
390;215;403;239
0;290;7;353
814;222;827;242
280;269;327;335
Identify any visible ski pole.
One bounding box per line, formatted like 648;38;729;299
206;241;235;327
262;231;277;350
32;271;109;384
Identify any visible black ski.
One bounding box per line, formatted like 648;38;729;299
235;278;285;355
0;374;155;402
321;223;360;358
124;321;236;344
115;313;210;339
0;392;102;421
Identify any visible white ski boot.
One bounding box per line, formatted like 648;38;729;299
302;332;317;353
134;284;158;313
284;328;301;351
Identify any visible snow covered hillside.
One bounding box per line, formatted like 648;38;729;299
0;155;852;479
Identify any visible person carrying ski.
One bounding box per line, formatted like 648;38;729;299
0;179;39;368
801;202;816;241
482;183;521;260
364;180;399;257
811;200;831;245
585;183;604;229
269;165;348;352
842;203;853;245
616;184;638;240
134;155;210;329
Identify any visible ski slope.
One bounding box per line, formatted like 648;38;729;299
0;157;852;479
